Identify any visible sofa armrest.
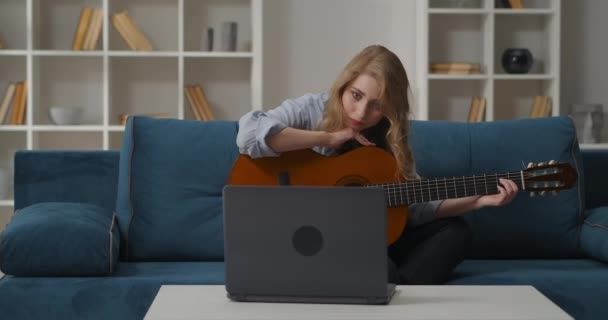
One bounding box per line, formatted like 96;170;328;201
13;150;120;211
581;150;608;209
581;207;608;263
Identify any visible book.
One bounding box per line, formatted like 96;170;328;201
193;85;215;120
184;85;203;120
111;13;137;50
83;9;103;50
9;82;23;125
467;96;486;122
72;7;93;50
15;80;27;125
509;0;524;9
118;113;171;126
0;83;16;124
467;97;480;122
118;11;153;51
430;62;481;74
529;96;552;118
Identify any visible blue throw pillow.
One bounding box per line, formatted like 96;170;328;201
0;202;119;276
115;116;240;261
581;207;608;263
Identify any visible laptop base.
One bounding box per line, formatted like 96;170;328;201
227;284;396;305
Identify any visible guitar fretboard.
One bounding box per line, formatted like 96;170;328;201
366;171;526;207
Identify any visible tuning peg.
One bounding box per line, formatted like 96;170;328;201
540;191;547;196
530;192;536;197
548;160;557;165
527;162;535;168
538;162;547;166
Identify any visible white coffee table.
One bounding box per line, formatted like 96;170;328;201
144;285;572;320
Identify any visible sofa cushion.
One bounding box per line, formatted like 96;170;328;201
116;117;239;261
0;261;224;320
580;206;608;263
0;202;119;276
409;116;585;258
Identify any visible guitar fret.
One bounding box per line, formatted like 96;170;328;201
463;176;467;197
453;176;457;198
473;174;477;195
427;180;432;202
444;177;448;199
405;183;410;204
484;174;488;194
435;178;440;201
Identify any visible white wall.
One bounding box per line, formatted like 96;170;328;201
561;0;608;113
263;0;417;108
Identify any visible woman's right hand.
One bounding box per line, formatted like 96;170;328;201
325;128;376;149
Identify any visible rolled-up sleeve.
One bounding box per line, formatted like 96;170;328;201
236;93;327;158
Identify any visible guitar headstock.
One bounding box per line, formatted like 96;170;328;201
523;161;577;196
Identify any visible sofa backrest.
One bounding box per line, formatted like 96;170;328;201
409;116;585;259
14;151;120;212
115;116;239;262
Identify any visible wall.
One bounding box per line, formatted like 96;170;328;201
263;0;416;108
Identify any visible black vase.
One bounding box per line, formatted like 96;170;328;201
501;48;533;74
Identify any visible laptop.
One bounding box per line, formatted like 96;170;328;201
222;185;396;305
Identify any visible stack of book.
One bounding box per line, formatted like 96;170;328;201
467;96;486;122
529;96;552;118
184;84;215;121
111;10;154;51
72;7;103;50
430;62;481;75
0;81;28;125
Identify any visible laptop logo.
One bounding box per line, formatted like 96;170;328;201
292;226;323;256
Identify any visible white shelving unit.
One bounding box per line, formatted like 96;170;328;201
0;0;263;216
415;0;561;122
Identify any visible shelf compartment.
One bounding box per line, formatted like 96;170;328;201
109;131;124;150
33;56;103;126
429;14;489;75
0;0;27;50
0;56;27;126
33;0;104;50
109;57;178;125
428;79;489;121
109;0;178;51
493;79;554;120
184;57;251;121
184;0;252;53
33;131;102;150
494;14;555;75
430;0;484;9
0;132;26;201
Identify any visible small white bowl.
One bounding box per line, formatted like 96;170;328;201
49;106;84;125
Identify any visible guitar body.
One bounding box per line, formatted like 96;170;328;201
228;146;408;246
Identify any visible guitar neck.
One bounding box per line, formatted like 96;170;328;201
368;171;525;207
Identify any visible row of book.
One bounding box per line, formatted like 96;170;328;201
466;95;553;122
72;7;153;51
72;7;103;50
0;81;28;125
185;84;215;121
430;62;481;75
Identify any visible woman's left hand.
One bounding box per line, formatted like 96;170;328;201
474;178;519;208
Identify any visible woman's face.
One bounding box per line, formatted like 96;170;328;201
341;74;384;131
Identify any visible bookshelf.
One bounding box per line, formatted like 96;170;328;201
0;0;263;215
415;0;561;122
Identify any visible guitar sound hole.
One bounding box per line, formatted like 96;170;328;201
336;175;369;187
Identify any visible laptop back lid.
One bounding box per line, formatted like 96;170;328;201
223;185;388;299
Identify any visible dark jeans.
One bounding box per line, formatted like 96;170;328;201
387;217;473;285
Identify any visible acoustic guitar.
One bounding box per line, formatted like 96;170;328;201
228;146;577;246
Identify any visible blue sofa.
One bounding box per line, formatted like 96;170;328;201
1;116;607;320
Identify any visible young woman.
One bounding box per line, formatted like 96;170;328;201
236;45;518;285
